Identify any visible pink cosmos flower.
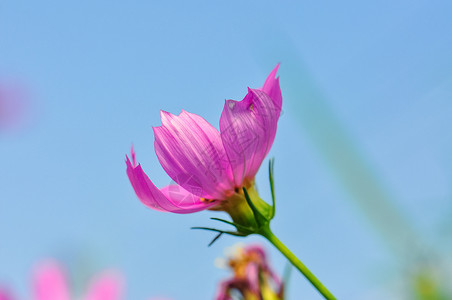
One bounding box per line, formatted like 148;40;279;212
0;288;13;300
126;65;282;214
0;82;28;132
215;244;283;300
32;260;123;300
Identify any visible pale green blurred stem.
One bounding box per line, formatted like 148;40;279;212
260;226;336;300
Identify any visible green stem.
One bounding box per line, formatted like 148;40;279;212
260;226;337;300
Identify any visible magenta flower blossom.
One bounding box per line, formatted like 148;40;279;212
32;260;123;300
0;82;28;132
0;288;13;300
126;65;281;216
215;244;283;300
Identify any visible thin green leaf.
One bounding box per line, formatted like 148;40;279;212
210;217;253;233
269;158;276;219
191;226;224;233
208;232;223;247
191;227;246;237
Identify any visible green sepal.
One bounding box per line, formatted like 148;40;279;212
269;158;276;219
210;217;254;234
191;226;247;236
208;232;223;247
191;226;247;246
243;187;269;227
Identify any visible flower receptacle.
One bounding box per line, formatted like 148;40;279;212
216;184;272;233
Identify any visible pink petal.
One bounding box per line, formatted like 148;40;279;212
245;245;282;290
0;83;28;132
220;89;280;186
84;271;123;300
214;279;237;300
215;278;256;300
126;147;217;213
260;64;282;113
153;110;233;199
32;260;70;300
245;263;260;294
0;288;13;300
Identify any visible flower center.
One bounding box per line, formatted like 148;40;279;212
200;197;216;203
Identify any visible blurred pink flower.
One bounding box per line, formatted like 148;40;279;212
0;287;13;300
126;65;282;214
0;83;28;132
215;244;283;300
32;260;123;300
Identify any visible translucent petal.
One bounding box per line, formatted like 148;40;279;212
220;89;280;186
126;148;217;213
154;110;233;198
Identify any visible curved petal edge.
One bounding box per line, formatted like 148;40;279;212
219;88;280;186
125;146;218;214
260;63;282;113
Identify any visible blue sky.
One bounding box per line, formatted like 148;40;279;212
1;1;452;299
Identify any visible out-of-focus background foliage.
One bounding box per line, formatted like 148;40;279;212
1;1;451;299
